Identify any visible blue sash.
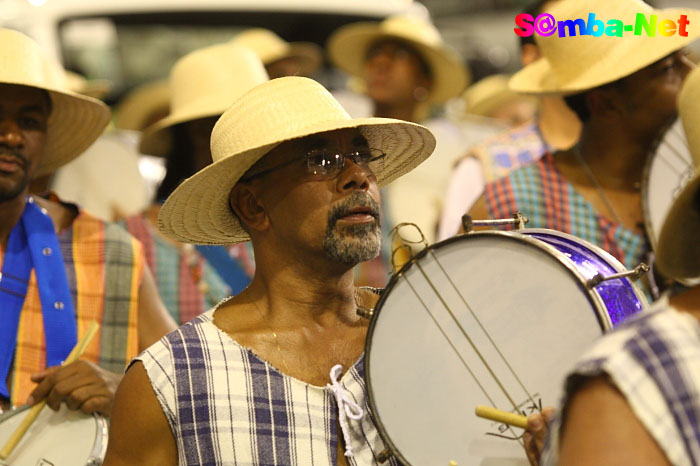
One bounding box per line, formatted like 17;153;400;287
195;245;251;295
0;199;77;398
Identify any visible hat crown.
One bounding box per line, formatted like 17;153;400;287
211;77;351;163
380;15;443;48
169;43;268;116
232;28;290;64
0;29;59;90
679;67;700;169
535;0;657;84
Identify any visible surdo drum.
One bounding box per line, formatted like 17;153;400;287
364;227;647;465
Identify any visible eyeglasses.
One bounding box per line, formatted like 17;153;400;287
241;148;386;181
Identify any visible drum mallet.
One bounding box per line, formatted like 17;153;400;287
475;405;528;429
0;321;100;460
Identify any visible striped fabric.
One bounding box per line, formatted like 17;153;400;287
122;215;236;324
137;307;401;466
470;121;550;183
542;299;700;466
5;210;143;406
484;152;647;269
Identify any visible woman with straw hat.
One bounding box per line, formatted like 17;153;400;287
104;76;435;466
468;0;699;298
122;42;268;325
231;28;322;79
525;65;700;466
0;28;176;417
328;14;470;275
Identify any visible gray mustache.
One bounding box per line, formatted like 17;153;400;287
328;192;380;227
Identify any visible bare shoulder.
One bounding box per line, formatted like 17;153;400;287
103;361;177;466
558;376;671;466
33;195;77;232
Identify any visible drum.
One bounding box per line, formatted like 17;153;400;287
643;118;694;250
365;229;646;465
0;404;107;465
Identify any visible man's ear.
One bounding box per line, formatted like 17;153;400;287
229;183;269;234
520;43;541;67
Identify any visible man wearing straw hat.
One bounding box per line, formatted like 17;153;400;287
525;66;700;466
104;76;435;465
468;0;698;287
231;28;322;79
0;29;176;416
437;0;582;241
123;42;268;325
328;14;469;248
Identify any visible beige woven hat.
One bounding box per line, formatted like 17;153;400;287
139;42;269;156
510;0;700;95
656;66;700;281
158;76;436;245
231;28;322;76
0;28;110;176
463;74;535;117
327;15;470;104
114;79;170;132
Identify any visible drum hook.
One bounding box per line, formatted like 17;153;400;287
461;212;529;233
587;263;650;288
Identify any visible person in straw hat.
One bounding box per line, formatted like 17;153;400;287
231;27;322;79
438;0;583;241
468;0;698;295
0;28;176;416
104;76;435;465
328;14;469;266
523;65;700;466
123;42;268;325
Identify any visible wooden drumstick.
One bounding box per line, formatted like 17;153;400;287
0;321;100;460
475;405;529;429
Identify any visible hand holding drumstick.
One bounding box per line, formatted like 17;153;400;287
475;405;556;466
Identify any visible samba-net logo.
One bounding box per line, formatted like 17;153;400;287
515;12;691;38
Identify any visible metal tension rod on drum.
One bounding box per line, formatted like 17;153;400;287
461;212;528;233
587;263;650;288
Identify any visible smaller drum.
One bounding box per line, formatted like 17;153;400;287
643;118;694;250
0;404;107;465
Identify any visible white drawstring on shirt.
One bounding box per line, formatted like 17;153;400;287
327;364;364;457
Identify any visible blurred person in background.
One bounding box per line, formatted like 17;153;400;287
328;14;469;274
0;28;175;416
526;65;700;466
231;28;322;79
461;74;538;128
438;0;582;240
467;0;698;296
122;42;268;325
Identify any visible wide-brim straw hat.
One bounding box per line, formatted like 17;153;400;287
0;28;110;176
327;15;470;104
231;28;322;76
158;76;436;245
64;70;112;100
114;79;170;131
464;74;535;117
510;0;700;95
656;66;700;281
140;42;269;156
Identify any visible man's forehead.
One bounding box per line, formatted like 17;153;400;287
0;83;51;112
298;129;369;150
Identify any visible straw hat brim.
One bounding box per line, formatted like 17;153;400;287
1;81;110;177
158;117;435;245
274;42;323;76
656;169;700;280
328;23;469;104
510;9;700;95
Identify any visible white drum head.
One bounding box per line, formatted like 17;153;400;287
366;233;609;465
0;404;107;466
644;118;694;249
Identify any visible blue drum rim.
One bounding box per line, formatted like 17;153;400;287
521;228;649;309
364;230;611;466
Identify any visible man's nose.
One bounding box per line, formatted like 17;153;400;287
336;157;371;193
0;119;24;147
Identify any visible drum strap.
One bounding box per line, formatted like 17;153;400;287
0;198;77;398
